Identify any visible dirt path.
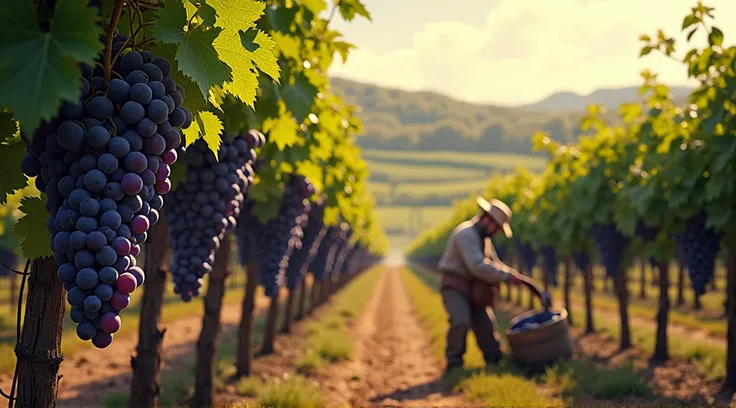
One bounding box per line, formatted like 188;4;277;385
320;267;465;407
47;293;269;408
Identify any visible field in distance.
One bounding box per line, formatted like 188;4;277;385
367;149;543;248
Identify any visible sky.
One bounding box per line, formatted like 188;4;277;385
326;0;736;105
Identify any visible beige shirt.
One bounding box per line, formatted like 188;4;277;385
437;220;513;284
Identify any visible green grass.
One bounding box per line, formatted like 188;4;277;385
401;266;653;407
363;149;547;171
367;160;488;183
257;375;325;408
371;179;488;203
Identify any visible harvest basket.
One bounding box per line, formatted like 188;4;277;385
505;308;573;366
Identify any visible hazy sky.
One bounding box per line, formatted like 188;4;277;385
326;0;736;105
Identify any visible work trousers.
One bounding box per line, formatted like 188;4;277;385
442;287;503;369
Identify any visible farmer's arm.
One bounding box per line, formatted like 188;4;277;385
455;230;514;284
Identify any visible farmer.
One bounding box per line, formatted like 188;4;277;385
437;197;531;375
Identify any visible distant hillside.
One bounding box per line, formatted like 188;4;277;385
330;77;691;155
520;86;692;112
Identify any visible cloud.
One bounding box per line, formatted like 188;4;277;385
328;0;736;104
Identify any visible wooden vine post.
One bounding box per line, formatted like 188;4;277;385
235;260;258;378
129;220;170;408
192;234;232;408
651;262;670;361
15;257;64;408
260;291;281;355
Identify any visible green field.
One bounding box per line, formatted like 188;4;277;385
367;150;543;249
363;149;547;171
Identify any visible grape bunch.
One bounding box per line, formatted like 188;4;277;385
165;131;264;301
673;212;722;295
235;199;257;266
589;224;629;279
284;201;326;291
510;310;563;333
540;246;558;287
19;39;189;348
514;240;537;273
572;251;590;273
252;175;313;297
635;221;659;242
310;226;340;281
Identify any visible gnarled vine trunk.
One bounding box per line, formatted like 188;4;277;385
639;258;647;299
280;289;295;334
310;280;321;313
16;257;63;408
260;291;280;355
583;263;595;334
295;281;308;321
235;260;258;378
723;248;736;394
676;257;686;306
651;262;670;361
191;234;231;408
615;267;631;350
563;258;572;326
129;219;169;408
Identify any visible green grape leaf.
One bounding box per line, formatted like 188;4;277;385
265;6;298;34
183;111;223;158
338;0;372;21
281;72;318;123
152;43;208;114
0;140;28;205
296;161;324;192
0;0;103;134
212;29;279;107
176;27;232;100
152;0;189;43
13;195;52;259
263;115;299;150
0;111;18;142
169;157;188;190
302;0;327;15
240;30;280;81
207;0;264;30
154;1;232;99
334;41;355;62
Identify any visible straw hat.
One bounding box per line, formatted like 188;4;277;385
477;197;513;238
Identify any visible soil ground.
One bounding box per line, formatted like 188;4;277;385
3;264;735;407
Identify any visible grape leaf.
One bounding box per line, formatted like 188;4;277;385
0;141;28;205
152;0;188;43
302;0;327;15
0;0;103;134
183;111;223;159
154;1;232;100
212;28;279;107
338;0;372;21
13;195;52;259
281;72;318;123
176;28;233;101
263;115;299;150
0;111;18;142
265;6;298;34
206;0;265;31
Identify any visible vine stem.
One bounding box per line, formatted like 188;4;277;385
103;0;126;83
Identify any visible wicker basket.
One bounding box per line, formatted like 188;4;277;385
505;308;573;366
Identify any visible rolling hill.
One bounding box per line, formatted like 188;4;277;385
330;77;692;155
